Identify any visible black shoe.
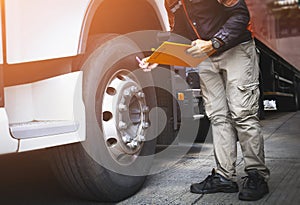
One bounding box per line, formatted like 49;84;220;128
190;169;239;194
239;170;269;201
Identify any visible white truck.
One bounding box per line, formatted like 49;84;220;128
0;0;184;202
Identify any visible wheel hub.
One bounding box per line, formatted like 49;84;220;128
101;71;150;165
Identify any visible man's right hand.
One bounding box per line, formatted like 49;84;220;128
136;56;159;72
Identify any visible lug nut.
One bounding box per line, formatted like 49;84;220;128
142;106;150;113
119;121;128;130
123;89;131;97
137;135;146;142
128;140;138;149
137;92;145;98
133;140;138;146
122;135;132;143
142;122;150;129
119;104;128;112
130;86;138;93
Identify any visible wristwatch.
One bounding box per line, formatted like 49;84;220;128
211;37;224;50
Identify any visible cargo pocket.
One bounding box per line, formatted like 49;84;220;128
237;83;260;114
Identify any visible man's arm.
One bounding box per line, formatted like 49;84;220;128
187;0;250;58
214;0;250;46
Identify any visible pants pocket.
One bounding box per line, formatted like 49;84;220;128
237;83;260;114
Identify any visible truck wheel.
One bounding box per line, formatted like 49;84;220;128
195;98;210;143
195;116;210;143
50;34;157;202
286;81;299;111
277;95;297;112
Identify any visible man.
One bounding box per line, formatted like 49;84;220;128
140;0;270;201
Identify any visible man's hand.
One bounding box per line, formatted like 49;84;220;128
186;39;215;58
136;56;158;72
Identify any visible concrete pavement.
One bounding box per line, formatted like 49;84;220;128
119;111;300;205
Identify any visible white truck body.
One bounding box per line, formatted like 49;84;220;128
0;0;169;154
3;0;169;64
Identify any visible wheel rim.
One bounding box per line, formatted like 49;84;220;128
100;70;150;165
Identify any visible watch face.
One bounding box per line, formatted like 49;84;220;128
213;40;220;49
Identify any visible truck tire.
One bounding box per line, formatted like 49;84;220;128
195;115;210;143
50;34;157;202
275;80;299;112
195;98;210;143
276;95;297;112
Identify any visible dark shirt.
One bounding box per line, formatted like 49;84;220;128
171;0;252;52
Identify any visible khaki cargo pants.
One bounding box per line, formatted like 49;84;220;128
198;40;270;180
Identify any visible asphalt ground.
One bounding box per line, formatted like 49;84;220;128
0;111;299;205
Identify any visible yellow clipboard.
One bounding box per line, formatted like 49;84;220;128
147;41;211;67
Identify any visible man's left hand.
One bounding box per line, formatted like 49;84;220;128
186;39;215;58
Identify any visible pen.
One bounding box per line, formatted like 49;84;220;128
136;56;149;69
136;56;142;64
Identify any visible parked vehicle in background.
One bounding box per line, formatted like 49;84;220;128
247;0;300;112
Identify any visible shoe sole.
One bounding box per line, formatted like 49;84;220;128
191;188;239;194
238;191;269;201
239;195;264;201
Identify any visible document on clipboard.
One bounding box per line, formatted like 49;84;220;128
147;41;212;67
